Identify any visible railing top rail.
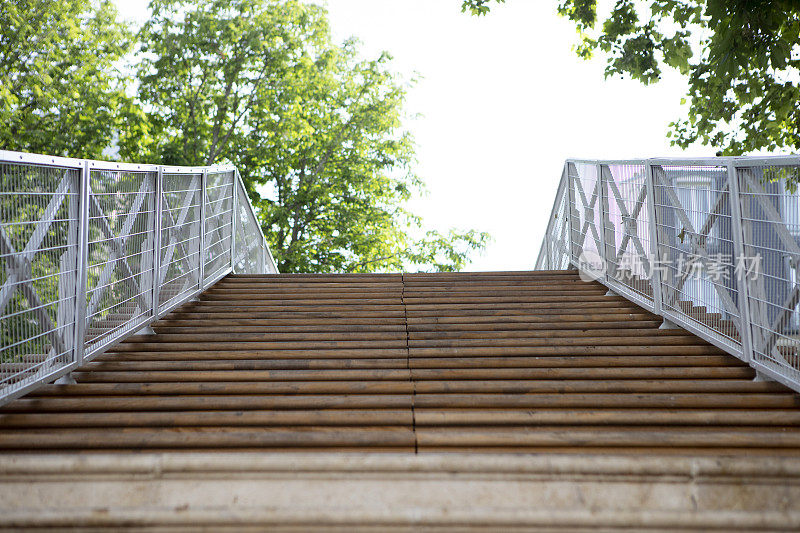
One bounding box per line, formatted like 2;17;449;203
87;159;160;173
566;155;800;167
0;149;84;169
566;158;649;166
0;150;241;175
162;165;235;174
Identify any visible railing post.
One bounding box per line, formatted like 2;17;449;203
597;163;612;285
545;235;552;270
565;162;578;268
72;160;90;366
645;162;664;315
231;171;239;274
727;162;755;363
151;166;163;317
198;168;207;289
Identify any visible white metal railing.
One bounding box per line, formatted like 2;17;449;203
536;156;800;393
0;150;278;405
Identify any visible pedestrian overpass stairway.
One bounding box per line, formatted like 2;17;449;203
1;270;800;453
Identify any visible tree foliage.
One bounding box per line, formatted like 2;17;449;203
464;0;800;155
136;0;489;272
1;0;488;273
0;0;140;158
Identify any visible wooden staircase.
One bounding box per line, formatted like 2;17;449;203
2;269;800;452
2;270;800;530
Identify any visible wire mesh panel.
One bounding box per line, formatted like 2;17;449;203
0;161;81;398
84;169;157;355
600;163;654;306
233;179;267;274
203;170;235;284
567;162;604;272
157;172;203;312
737;165;800;387
651;164;743;353
0;151;277;405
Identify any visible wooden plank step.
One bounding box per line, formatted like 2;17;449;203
407;345;726;356
71;368;755;383
411;379;780;393
406;336;715;347
0;409;414;428
94;349;410;360
155;317;408;326
97;346;727;361
71;369;413;383
152;323;408;332
407;327;691;338
0;427;417;449
407;355;744;369
407;367;752;380
1;395;415;412
83;359;410;371
124;332;409;342
405;313;658;324
411;393;800;409
25;382;416;396
110;340;410;352
24;378;782;397
414;408;800;426
414;427;800;448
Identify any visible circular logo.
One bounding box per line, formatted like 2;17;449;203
577;249;606;282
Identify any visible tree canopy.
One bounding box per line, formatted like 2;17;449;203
463;0;800;155
0;0;489;273
0;0;140;158
137;0;488;272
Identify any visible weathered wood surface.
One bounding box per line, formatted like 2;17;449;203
2;269;800;453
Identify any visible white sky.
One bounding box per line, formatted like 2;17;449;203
114;0;711;272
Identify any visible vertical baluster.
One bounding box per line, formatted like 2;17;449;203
151;167;163;317
198;169;207;289
727;162;755;363
598;163;613;285
645;162;664;315
72;160;90;366
231;171;238;274
565;162;579;268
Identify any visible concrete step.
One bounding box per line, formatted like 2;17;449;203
1;453;799;531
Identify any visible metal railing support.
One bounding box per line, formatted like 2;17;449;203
597;164;613;285
72;160;90;366
151;166;164;316
645;162;664;315
198;169;207;288
231;171;238;274
561;163;576;270
727;162;755;364
566;163;579;267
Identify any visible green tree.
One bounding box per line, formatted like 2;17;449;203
463;0;800;155
0;0;141;158
138;0;489;272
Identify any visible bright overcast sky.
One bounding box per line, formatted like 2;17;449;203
114;0;709;272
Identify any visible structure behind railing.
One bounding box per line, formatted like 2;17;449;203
536;156;800;394
0;150;277;405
